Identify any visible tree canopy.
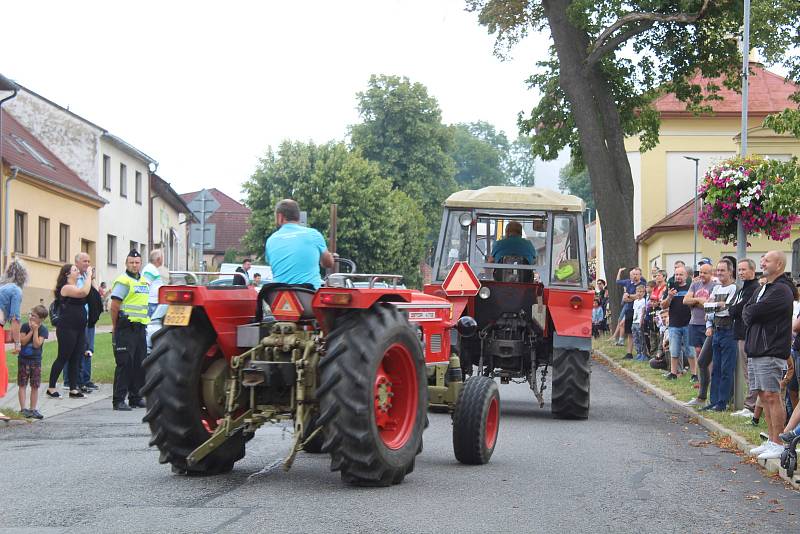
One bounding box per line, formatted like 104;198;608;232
241;141;427;287
558;159;594;212
350;75;457;235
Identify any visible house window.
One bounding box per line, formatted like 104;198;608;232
120;163;127;198
103;155;111;191
107;234;117;266
135;171;142;204
37;217;50;258
13;211;27;254
59;224;70;262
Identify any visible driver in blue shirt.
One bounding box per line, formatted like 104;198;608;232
488;221;536;265
265;199;335;289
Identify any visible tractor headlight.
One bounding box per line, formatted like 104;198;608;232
478;286;491;300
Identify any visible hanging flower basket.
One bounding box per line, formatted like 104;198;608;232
697;156;800;244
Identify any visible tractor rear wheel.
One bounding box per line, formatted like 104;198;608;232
452;376;499;465
141;316;246;475
317;304;426;486
551;348;591;420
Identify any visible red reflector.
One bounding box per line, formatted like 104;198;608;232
165;290;193;303
569;296;583;310
320;293;352;305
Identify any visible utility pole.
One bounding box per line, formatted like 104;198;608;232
685;156;700;268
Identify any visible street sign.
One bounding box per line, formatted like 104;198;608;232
189;223;215;250
442;261;480;297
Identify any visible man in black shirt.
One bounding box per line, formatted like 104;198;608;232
662;266;692;380
729;258;759;414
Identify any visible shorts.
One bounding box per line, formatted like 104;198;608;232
689;324;707;348
668;326;692;359
624;309;634;335
17;360;42;389
748;357;785;393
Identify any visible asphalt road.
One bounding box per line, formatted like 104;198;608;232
1;357;799;534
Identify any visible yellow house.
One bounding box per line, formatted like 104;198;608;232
1;109;106;312
609;63;800;277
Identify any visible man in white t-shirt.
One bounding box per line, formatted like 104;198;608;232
142;249;165;317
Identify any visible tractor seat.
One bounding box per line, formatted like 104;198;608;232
256;283;317;322
493;256;533;283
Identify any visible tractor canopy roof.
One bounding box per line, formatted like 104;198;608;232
444;186;584;213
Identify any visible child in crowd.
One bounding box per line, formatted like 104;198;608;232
592;298;604;338
18;305;48;419
631;285;647;361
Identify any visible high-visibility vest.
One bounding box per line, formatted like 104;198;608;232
112;272;150;325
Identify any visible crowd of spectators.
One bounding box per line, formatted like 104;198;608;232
602;250;800;461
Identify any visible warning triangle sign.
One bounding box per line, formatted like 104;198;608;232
442;261;481;297
271;291;303;321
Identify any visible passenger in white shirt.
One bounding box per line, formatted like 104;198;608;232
142;249;165;317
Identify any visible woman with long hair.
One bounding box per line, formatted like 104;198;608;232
46;263;93;399
0;260;29;419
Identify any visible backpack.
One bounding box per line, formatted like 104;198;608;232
49;299;62;327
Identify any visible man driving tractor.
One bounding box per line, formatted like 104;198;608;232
265;199;335;288
488;220;536;265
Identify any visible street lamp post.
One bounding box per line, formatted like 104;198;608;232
685;156;701;268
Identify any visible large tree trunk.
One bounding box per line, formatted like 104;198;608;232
543;0;638;323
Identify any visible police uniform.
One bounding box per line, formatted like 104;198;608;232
111;250;150;410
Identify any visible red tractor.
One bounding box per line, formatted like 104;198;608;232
142;269;499;486
427;186;593;419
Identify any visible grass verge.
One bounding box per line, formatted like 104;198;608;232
6;332;115;384
593;335;765;445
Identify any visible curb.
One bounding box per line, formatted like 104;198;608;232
593;348;800;490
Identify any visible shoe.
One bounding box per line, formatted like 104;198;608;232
731;408;754;418
684;398;704;407
29;410;44;420
85;382;99;390
665;373;678;380
750;418;761;426
700;404;717;411
79;385;92;394
68;391;85;399
758;442;785;460
624;353;633;360
690;375;699;383
20;408;32;418
615;339;625;346
751;442;771;455
45;390;61;399
760;431;769;440
129;399;146;409
780;430;797;444
113;402;132;411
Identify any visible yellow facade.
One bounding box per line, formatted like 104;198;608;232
1;171;102;312
625;117;800;274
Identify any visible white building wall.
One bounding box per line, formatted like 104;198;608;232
151;197;190;271
96;141;150;285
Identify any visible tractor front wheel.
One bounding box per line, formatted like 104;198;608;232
550;348;591;420
452;376;499;464
141;315;246;475
317;304;427;486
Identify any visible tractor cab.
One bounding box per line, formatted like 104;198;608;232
428;186;593;419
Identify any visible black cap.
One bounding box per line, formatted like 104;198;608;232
127;249;141;258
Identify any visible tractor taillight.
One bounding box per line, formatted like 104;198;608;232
320;293;352;305
569;295;583;309
165;290;194;304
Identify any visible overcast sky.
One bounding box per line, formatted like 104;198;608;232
1;0;569;201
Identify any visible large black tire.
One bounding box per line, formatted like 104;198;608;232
452;376;499;465
317;303;427;486
551;348;591;420
141;315;246;475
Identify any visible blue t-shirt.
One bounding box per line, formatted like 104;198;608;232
616;277;647;314
265;224;328;289
491;236;536;265
19;322;48;363
0;283;22;322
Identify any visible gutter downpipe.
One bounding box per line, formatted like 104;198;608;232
0;85;19;271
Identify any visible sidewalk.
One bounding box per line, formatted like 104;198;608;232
1;383;112;423
593;343;800;489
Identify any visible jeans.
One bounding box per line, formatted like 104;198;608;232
49;327;85;390
710;326;737;409
668;326;691;361
697;335;713;400
632;324;644;356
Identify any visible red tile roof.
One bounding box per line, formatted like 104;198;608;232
181;188;251;253
637;199;695;243
1;109;105;204
653;63;799;118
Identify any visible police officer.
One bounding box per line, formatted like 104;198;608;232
109;249;150;411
